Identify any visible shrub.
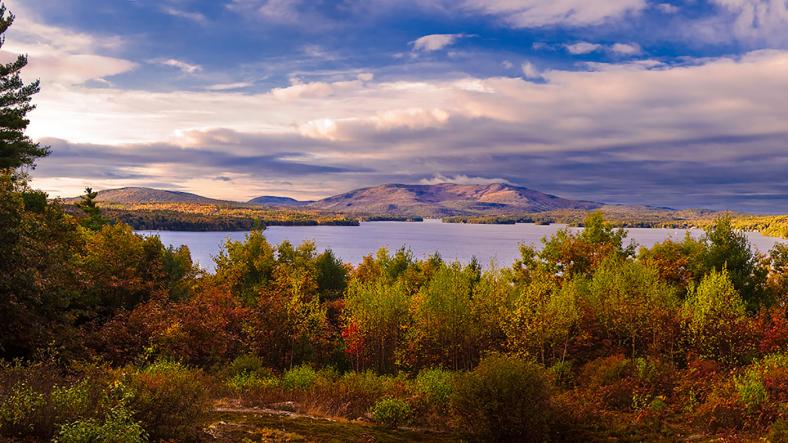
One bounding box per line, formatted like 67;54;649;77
767;418;788;442
226;354;268;378
282;365;317;391
450;354;553;441
56;406;147;443
123;361;210;442
369;397;411;429
227;372;279;393
0;381;46;436
50;380;98;426
415;368;454;406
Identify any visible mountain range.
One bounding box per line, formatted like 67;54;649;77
64;183;604;217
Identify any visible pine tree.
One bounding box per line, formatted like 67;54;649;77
0;3;49;171
78;187;107;230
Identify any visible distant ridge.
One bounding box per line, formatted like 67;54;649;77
247;196;312;206
63;187;230;205
309;183;602;217
66;183;603;216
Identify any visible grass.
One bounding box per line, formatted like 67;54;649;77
207;410;461;443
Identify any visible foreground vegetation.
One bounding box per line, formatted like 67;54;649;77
3;175;787;441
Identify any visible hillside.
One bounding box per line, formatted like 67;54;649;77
248;196;312;206
309;183;602;217
63;187;230;205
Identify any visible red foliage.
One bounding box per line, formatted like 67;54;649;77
755;306;788;354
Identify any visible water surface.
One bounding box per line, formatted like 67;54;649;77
138;220;785;272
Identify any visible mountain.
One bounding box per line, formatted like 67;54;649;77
63;187;229;205
64;183;603;217
309;183;602;217
247;196;312;206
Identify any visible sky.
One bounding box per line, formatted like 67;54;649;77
4;0;788;212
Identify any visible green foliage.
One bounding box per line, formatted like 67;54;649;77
369;397;411;429
450;354;553;441
0;4;49;170
703;216;768;310
55;406;147;443
587;257;678;357
683;269;750;364
504;271;580;364
414;368;454;406
77;187;108;231
282;365;318;391
213;229;276;306
315;249;348;300
404;262;478;370
227;372;279;393
343;277;411;373
0;381;45;434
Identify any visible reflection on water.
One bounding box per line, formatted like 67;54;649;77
138;221;786;272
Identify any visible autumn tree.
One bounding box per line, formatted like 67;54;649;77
586;257;679;358
683;268;753;365
402;263;479;371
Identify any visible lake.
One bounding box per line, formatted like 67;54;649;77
138;220;786;272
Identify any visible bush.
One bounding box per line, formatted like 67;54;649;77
415;368;454;407
369;397;411;429
450;354;553;441
56;406;147;443
227;372;279;393
50;379;99;426
0;381;46;436
226;354;269;378
282;365;317;391
123;361;210;441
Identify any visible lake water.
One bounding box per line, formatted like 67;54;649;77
138;220;786;272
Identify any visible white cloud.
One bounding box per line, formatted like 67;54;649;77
161;6;208;24
521;62;541;79
712;0;788;45
460;0;647;28
610;43;642;55
655;3;679;13
153;58;202;74
2;0;135;85
206;82;254;91
565;42;603;54
419;174;513;185
411;33;467;52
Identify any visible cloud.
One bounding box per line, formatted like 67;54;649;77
161;6;207;24
655;3;679;14
419;174;513;185
153;58;202;74
711;0;788;45
27;50;788;211
411;33;468;52
460;0;647;28
610;43;642;55
564;42;603;54
206;82;254;91
2;0;136;85
521;62;541;79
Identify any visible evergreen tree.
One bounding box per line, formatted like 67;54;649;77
77;187;107;230
0;3;49;171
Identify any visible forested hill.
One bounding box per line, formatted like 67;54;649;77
62;187;232;205
247;196;313;206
